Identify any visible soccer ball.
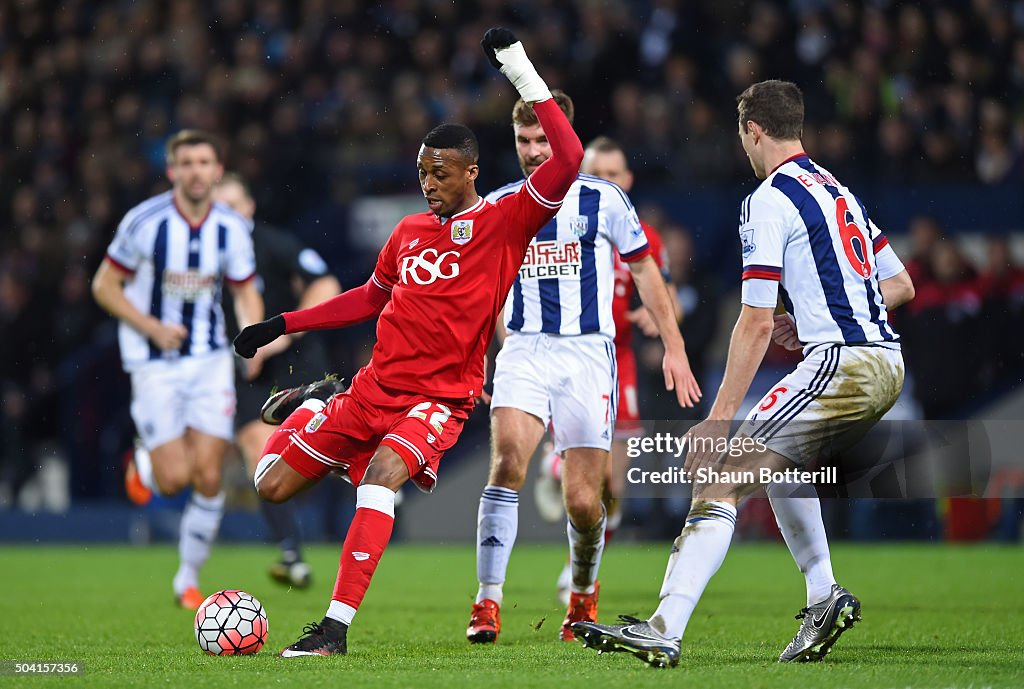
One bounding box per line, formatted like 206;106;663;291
194;590;268;655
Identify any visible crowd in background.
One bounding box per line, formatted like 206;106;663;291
1;0;1022;509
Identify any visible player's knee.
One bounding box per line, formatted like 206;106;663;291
487;453;528;490
362;450;410;491
255;473;289;503
152;464;190;496
564;491;602;529
190;462;222;496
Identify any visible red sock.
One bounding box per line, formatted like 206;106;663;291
332;489;395;609
261;405;317;457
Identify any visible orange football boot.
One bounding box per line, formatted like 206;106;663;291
177;586;206;610
560;582;599;641
466;599;501;643
124;451;152;506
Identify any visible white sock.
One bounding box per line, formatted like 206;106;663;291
567;508;606;595
174;491;225;595
650;500;736;641
766;480;836;605
134;444;163;497
325;600;356;626
475;486;518;605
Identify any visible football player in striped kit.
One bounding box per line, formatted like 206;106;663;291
92;130;263;608
467;92;702;644
572;80;915;667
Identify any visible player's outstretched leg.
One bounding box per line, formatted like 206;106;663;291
572;498;737;667
778;584;862;662
261;375;347;426
280;449;401;658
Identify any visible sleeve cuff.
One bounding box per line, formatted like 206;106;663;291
741;264;782;281
620;244;653;262
105;254;137;275
371;273;393;292
225;271;256;285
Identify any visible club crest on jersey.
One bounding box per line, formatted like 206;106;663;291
741;229;756;257
451;220;473;245
569;216;589;236
305;412;327;433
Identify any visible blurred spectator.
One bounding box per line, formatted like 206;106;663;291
976;236;1024;382
903;215;944;286
903;240;984;418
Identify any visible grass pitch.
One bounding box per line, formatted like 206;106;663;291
3;542;1022;688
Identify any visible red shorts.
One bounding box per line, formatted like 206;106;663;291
614;346;644;439
279;367;474;492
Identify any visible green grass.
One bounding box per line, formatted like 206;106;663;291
2;542;1022;688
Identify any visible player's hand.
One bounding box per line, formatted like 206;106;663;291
481;27;550;102
662;348;702;408
626;306;659;338
233;315;286;359
480;27;519;69
772;313;801;351
683;418;730;479
146;320;188;351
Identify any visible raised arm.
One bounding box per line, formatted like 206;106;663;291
482;28;583;207
527;99;584;205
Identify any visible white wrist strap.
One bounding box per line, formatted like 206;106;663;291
495;41;551;103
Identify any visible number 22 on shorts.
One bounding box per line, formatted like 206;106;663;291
407;401;452;434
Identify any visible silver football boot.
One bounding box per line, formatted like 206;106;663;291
779;584;862;662
571;615;681;668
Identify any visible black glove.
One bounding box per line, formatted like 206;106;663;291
233;314;285;359
480;27;518;69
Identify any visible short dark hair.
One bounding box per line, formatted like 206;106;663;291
422;123;479;163
736;80;804;141
512;89;575;127
165;129;224;165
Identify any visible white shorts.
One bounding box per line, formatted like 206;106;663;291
491;332;616;453
129;350;236;450
740;344;904;466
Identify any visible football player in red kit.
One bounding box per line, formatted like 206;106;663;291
232;28;583;657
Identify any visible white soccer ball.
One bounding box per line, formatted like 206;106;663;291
194;590;268;655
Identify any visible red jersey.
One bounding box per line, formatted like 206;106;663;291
282;98;583;400
611;220;670;348
369;189;560;398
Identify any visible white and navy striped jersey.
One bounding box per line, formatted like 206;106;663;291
487;174;650;338
105;191;257;370
739;154;905;347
